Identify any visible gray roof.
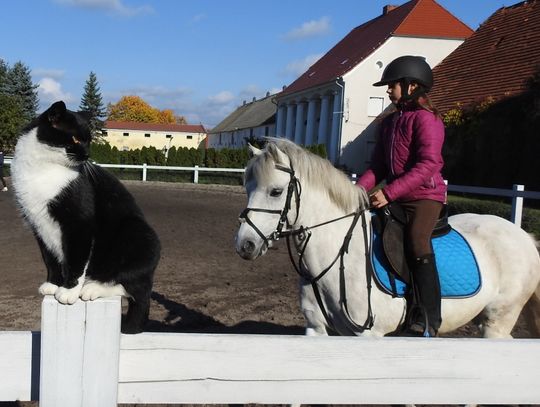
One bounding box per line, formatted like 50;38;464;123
209;93;277;134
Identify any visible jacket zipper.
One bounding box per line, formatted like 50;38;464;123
389;111;401;177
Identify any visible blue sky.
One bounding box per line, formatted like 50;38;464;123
1;0;516;128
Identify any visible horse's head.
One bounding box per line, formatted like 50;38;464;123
235;141;300;260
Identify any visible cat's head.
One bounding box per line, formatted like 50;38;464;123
36;101;92;164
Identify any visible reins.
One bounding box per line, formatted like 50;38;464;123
240;159;374;334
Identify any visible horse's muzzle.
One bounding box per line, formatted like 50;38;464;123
235;238;268;260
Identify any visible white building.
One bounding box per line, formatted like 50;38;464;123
275;0;473;173
208;92;277;149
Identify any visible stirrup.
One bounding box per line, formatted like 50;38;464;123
401;322;437;337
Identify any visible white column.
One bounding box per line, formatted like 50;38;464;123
330;90;343;163
294;102;306;145
285;104;296;140
275;105;286;137
318;95;331;146
305;98;318;145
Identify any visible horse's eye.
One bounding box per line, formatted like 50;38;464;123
270;188;283;197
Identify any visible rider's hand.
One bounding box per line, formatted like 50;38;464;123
369;189;388;209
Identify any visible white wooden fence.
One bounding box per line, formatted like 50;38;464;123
5;159;539;227
1;296;540;405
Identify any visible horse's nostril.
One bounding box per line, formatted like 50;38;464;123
243;240;255;253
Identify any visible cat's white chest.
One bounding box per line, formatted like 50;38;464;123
11;129;79;261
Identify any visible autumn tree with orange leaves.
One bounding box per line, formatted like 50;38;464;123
107;95;186;124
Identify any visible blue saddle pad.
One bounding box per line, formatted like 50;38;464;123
371;228;481;298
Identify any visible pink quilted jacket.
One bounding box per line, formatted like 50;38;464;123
356;106;446;203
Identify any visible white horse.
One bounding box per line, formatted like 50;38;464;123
235;138;540;338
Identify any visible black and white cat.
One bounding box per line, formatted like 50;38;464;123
11;101;160;334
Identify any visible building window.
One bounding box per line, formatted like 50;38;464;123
187;135;193;139
123;132;129;137
367;97;385;117
166;134;172;138
145;133;151;138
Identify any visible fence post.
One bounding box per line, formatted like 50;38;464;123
40;296;121;407
194;165;199;184
511;184;524;228
142;163;147;182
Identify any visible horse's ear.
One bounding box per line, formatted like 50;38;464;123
267;143;289;166
248;143;262;157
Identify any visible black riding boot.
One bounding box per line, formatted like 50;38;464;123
403;253;441;337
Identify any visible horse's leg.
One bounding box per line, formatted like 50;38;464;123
479;302;521;338
299;279;328;336
522;281;540;338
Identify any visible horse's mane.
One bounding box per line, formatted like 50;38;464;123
246;138;369;212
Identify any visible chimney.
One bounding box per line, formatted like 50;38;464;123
383;5;398;14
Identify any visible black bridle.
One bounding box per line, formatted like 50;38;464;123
239;160;374;335
238;163;301;251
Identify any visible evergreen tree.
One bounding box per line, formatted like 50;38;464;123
0;59;8;93
6;61;39;122
0;93;25;152
79;71;106;137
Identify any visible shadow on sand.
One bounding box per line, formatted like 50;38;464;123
146;291;305;335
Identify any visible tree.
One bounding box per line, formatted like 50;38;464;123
79;71;106;137
5;61;39;123
0;93;25;152
0;59;8;94
107;95;186;124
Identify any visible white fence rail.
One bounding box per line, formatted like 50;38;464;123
1;296;540;405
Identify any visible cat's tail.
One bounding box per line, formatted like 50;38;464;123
122;287;152;334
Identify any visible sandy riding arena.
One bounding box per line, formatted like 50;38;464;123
0;181;531;338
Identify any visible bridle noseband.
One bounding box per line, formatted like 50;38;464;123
238;163;301;250
239;158;375;335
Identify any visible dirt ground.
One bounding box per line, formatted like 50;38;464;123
0;180;534;407
0;181;306;335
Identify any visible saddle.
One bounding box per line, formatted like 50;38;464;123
373;203;451;284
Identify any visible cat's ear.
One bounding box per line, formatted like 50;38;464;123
47;101;67;126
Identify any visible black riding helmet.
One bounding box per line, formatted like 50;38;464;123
373;55;433;91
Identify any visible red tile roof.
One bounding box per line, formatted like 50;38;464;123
105;121;206;133
281;0;472;96
430;1;540;114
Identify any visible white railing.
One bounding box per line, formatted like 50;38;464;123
1;296;539;406
97;163;245;184
5;159;540;227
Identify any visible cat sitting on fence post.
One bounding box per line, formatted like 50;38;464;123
11;101;160;334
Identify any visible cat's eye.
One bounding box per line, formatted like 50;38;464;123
270;188;283;197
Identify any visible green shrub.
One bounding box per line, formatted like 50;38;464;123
448;194;540;236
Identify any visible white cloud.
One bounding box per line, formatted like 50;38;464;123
282;17;331;41
38;77;73;107
54;0;154;17
282;53;323;77
33;68;66;80
207;91;235;105
191;13;206;23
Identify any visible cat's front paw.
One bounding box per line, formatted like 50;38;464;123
39;282;59;296
80;282;106;301
55;286;81;305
